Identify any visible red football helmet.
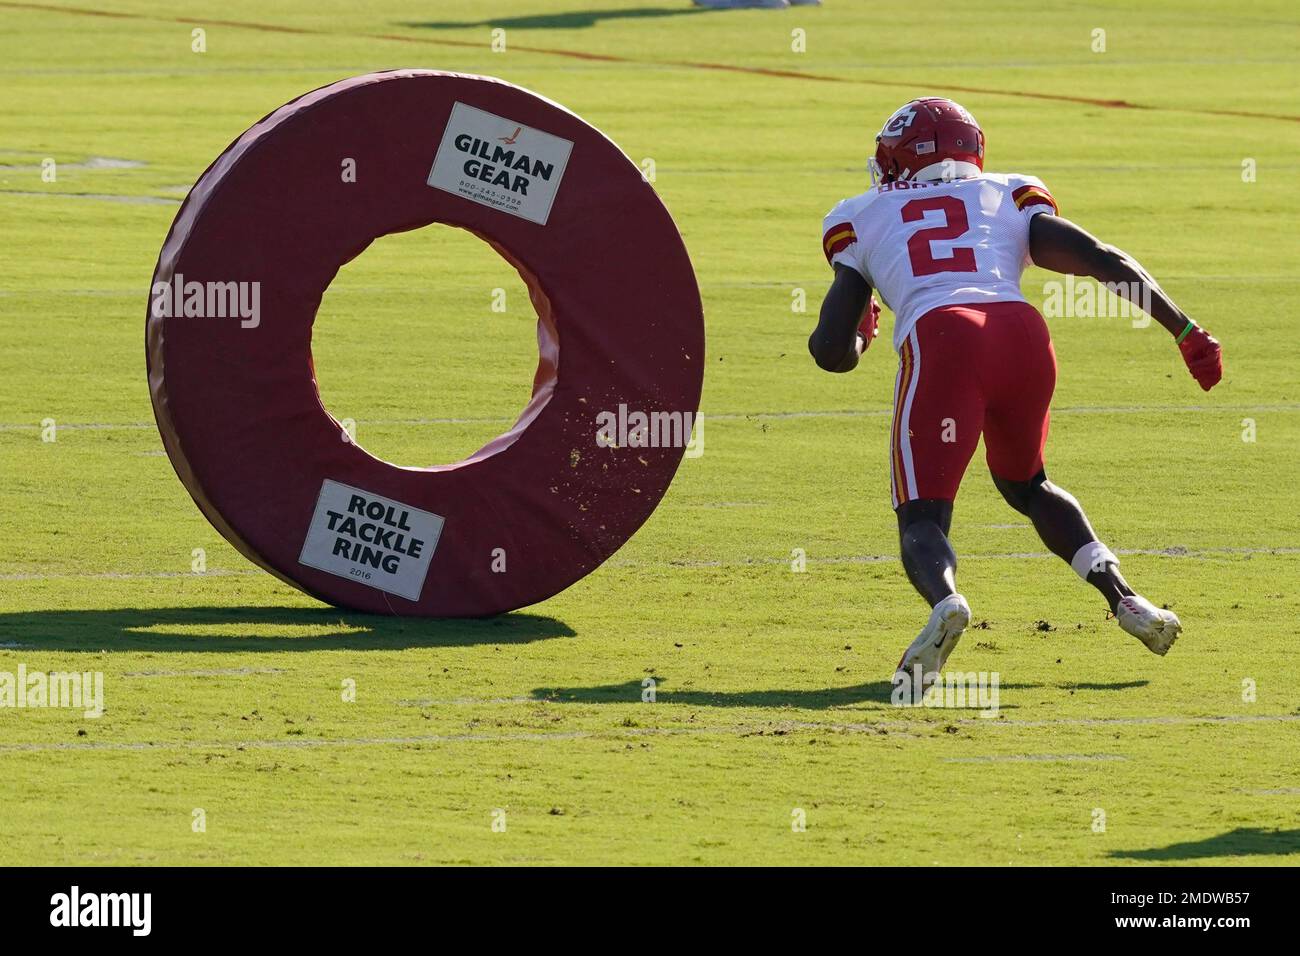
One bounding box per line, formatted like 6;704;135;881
869;97;985;185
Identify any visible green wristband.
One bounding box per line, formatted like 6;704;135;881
1175;320;1196;345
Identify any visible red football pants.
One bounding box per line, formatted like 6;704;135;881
889;301;1056;507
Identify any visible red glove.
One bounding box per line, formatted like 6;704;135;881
857;295;882;351
1178;324;1223;391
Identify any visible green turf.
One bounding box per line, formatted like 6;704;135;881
1;0;1299;866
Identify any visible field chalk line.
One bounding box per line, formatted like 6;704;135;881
3;403;1299;433
1;545;1297;582
1;2;1297;124
0;714;1296;755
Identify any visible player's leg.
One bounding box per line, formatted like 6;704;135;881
982;303;1179;654
979;301;1096;584
991;470;1178;653
893;498;972;699
991;469;1132;611
889;313;982;692
896;498;956;607
889;317;981;610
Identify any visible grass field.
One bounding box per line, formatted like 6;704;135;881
2;0;1299;866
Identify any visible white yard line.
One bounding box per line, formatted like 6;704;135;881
0;727;732;753
4;56;1299;77
0;189;177;205
837;714;1300;731
2;275;1289;297
0;713;1293;754
0;569;263;582
2;403;1298;433
1;544;1295;583
943;753;1126;763
123;667;286;678
612;545;1300;570
397;696;537;707
1;544;1295;582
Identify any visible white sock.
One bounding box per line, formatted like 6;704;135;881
1071;541;1118;580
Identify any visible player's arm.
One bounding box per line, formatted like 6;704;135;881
1028;213;1223;390
809;264;875;373
1029;213;1188;336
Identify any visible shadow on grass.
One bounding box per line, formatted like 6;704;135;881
530;678;1041;709
0;606;574;652
1108;828;1300;861
400;6;713;31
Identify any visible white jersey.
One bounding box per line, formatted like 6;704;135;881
821;172;1058;352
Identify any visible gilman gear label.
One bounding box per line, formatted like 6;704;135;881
298;480;444;601
427;102;573;225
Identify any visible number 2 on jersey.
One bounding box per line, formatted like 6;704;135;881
901;196;977;276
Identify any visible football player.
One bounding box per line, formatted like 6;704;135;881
809;97;1224;695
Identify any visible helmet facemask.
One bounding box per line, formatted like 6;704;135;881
868;139;895;186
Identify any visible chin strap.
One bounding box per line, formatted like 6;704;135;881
912;160;982;183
